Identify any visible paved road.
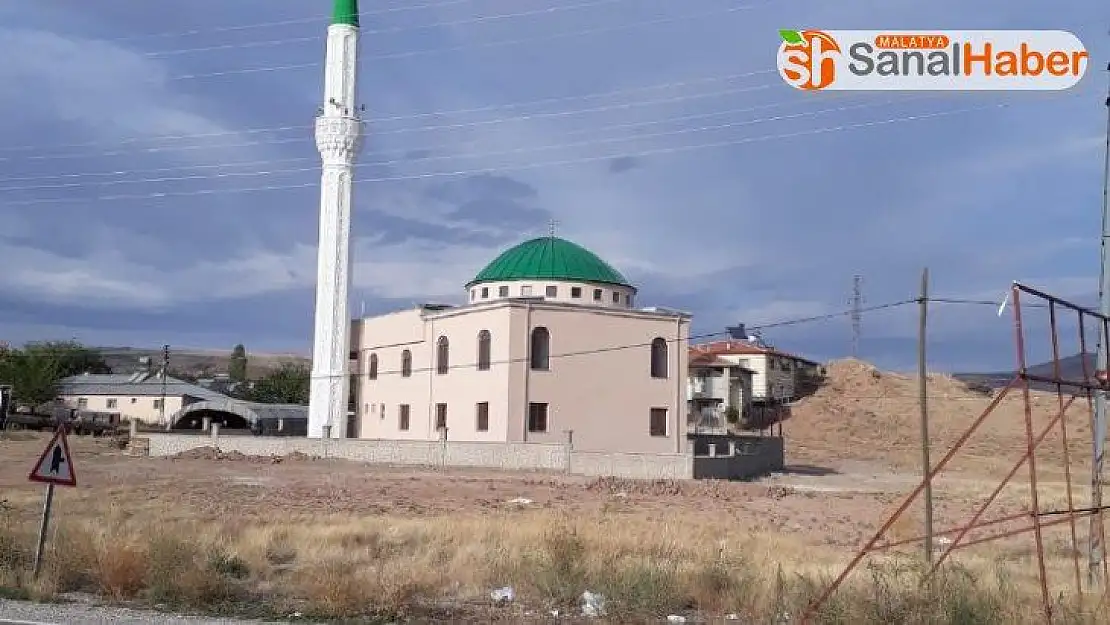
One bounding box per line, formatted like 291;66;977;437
0;600;317;625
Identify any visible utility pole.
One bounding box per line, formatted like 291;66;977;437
849;275;863;358
160;344;169;427
1090;61;1110;590
918;268;934;564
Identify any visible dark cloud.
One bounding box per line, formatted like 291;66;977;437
607;156;640;174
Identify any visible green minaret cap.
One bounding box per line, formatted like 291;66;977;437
332;0;359;26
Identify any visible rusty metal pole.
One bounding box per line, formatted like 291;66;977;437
918;268;933;565
1091;62;1110;590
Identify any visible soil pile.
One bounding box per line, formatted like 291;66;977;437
786;359;1090;470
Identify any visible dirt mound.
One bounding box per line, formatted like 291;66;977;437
170;447;317;464
787;359;1091;470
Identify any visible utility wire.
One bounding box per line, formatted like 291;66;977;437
0;82;779;164
0;70;778;155
85;0;479;43
0;90;861;184
0;97;929;193
168;3;770;81
145;0;638;58
0;103;1005;206
48;299;920;384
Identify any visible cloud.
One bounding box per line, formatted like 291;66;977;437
0;0;1106;373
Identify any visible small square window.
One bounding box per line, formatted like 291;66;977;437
498;285;509;297
106;398;118;409
153;399;163;409
546;285;557;297
571;287;582;298
521;285;532;296
77;398;88;408
481;287;489;298
593;288;602;301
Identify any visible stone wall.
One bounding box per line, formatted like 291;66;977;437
141;433;698;479
690;435;785;480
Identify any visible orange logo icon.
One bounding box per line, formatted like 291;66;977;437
777;29;842;91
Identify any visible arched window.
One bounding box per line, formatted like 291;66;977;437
368;353;378;380
401;350;412;377
436;336;449;375
650;337;668;378
530;327;550;371
477;330;491;371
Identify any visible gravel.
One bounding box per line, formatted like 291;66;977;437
0;599;322;625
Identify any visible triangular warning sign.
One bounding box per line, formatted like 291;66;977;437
28;427;77;487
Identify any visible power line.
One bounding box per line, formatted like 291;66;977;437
168;3;769;81
48;299;920;385
0;103;1004;206
0;89;856;184
0;70;778;155
0;82;780;164
0;97;928;194
85;0;479;43
144;0;638;58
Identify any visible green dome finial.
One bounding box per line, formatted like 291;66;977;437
332;0;359;27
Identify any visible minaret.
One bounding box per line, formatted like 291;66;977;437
309;0;363;439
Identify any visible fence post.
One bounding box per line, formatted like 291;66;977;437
564;429;574;474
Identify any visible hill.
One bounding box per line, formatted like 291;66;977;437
96;346;310;379
787;358;1091;473
954;352;1097;393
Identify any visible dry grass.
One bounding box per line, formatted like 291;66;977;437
1;504;1107;623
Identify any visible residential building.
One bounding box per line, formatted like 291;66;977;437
57;371;227;425
687;351;754;433
350;235;691;453
690;340;823;403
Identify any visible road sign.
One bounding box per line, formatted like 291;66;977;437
27;427;77;487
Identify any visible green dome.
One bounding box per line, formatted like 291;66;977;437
467;237;634;289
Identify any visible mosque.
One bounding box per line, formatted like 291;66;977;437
349;235;692;454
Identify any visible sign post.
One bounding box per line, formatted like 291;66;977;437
27;426;77;578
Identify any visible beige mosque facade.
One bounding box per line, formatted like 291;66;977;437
349;236;692;454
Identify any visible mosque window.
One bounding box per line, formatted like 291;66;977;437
477;330;491;371
649;408;668;436
481;287;489;298
399;404;410;430
571;287;582;298
499;285;509;297
593;289;602;301
612;291;620;304
436;336;450;374
650;338;668;378
470;289;476;302
546;285;557;297
530;327;550;371
476;402;489;431
521;285;533;296
368;353;378;380
401;350;412;377
528;403;548;433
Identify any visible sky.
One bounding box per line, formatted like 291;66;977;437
0;0;1107;372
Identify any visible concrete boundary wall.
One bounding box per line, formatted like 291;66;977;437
141;433;698;479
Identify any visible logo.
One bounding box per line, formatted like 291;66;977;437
776;30;1088;91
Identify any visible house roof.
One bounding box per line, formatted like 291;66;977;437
58;373;228;402
688;351;756;373
690;340;819;365
466;236;634;289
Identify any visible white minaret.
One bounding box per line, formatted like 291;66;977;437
309;0;363;439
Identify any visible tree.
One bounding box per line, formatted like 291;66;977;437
0;341;110;410
228;344;248;382
246;362;309;405
24;340;111;377
0;347;63;408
